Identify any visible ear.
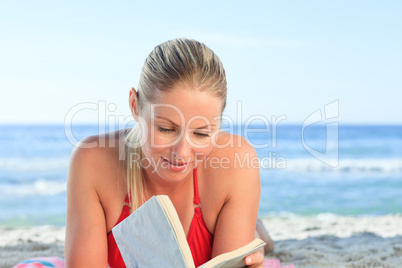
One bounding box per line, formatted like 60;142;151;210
129;87;140;121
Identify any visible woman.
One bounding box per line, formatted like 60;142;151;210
65;38;273;267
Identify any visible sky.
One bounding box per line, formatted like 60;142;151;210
0;0;401;126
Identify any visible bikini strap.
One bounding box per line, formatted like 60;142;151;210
193;167;200;205
124;194;131;208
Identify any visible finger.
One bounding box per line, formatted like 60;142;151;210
244;251;264;266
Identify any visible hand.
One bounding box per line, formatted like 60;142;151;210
244;251;264;267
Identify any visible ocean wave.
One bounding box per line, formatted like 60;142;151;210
262;158;402;173
260;211;341;219
260;211;402;219
0;180;66;197
0;157;69;172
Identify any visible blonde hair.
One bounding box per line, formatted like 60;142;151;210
123;38;227;211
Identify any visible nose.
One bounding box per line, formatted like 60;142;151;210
170;133;192;160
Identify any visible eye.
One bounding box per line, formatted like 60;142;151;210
158;127;174;133
194;132;210;138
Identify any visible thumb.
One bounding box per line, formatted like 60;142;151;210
244;251;264;266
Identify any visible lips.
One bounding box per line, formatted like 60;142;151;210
162;157;187;166
161;157;189;171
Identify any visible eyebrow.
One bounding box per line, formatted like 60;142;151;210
155;116;216;129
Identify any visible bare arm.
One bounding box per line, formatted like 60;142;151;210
211;137;261;257
65;137;108;268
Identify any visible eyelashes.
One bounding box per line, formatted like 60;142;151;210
158;127;174;133
157;127;210;138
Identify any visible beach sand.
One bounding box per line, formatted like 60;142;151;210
1;214;402;268
263;214;402;268
0;225;65;268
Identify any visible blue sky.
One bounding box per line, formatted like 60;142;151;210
1;0;401;125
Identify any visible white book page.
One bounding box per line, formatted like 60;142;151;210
112;195;190;268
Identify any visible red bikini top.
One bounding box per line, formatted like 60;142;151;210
107;167;214;267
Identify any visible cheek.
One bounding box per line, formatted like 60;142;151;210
153;133;174;147
142;125;168;149
193;143;215;160
140;131;163;158
142;139;165;158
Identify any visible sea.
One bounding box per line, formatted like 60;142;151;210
0;123;401;227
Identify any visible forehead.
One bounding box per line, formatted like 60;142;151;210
146;86;223;126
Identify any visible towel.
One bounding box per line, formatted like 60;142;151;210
264;258;296;268
13;257;65;268
14;256;294;268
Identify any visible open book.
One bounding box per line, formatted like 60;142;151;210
112;195;266;268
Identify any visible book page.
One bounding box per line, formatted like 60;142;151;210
157;195;195;268
112;196;190;268
199;238;266;268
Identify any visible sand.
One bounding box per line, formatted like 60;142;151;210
0;226;65;268
1;214;402;268
263;214;402;268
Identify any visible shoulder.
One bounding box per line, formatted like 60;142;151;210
71;128;128;155
207;131;260;174
69;128;128;163
201;131;261;199
67;129;128;193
